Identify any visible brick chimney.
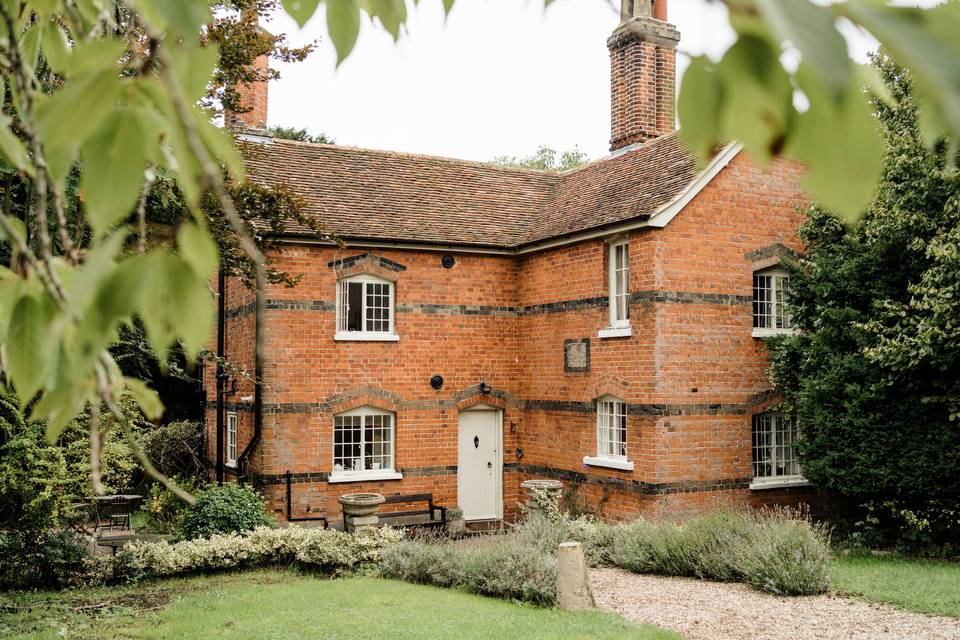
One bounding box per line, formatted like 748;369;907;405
225;52;269;131
608;0;680;151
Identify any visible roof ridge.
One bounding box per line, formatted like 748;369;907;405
267;137;564;178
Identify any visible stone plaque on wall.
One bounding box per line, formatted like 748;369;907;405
564;338;590;373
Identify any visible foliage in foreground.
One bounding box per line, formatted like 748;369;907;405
769;57;960;553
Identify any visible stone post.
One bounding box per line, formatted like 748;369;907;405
557;542;595;611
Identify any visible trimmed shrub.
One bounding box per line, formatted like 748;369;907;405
178;484;272;540
379;539;557;606
738;516;832;596
112;526;403;581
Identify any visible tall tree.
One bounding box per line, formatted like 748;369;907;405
493;146;588;171
769;56;960;545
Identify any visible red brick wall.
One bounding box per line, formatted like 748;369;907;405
204;152;815;525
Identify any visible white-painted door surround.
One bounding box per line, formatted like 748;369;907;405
457;405;503;521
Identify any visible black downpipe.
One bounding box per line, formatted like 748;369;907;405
285;471;328;528
215;269;226;484
237;274;264;483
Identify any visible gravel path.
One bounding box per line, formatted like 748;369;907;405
590;567;960;640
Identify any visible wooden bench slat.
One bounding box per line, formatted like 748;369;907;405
383;493;434;504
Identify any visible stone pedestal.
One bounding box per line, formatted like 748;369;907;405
520;479;564;518
337;493;386;533
557;541;595;611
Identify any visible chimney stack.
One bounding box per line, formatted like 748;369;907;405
608;0;679;151
225;52;269;131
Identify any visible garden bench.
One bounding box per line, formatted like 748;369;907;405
357;493;447;530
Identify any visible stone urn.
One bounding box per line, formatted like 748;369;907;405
338;493;385;531
520;479;564;519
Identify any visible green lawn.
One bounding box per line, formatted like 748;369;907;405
833;555;960;618
0;570;682;640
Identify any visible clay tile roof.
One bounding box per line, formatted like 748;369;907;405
239;131;702;250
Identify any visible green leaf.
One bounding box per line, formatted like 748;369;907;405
0;277;22;340
40;19;71;73
716;35;793;164
788;66;883;222
282;0;322;27
31;378;90;443
368;0;406;40
81;108;151;238
678;56;722;166
840;1;960;139
756;0;849;101
327;0;361;66
177;222;219;280
0;215;25;243
21;22;41;72
127;0;211;37
124;376;164;420
65;39;125;77
442;0;454;17
36;69;123;185
0;115;34;176
137;253;214;363
6;293;54;406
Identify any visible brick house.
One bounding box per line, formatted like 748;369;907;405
206;0;814;525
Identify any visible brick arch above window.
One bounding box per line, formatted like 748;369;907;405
589;377;630;403
326;386;402;415
327;252;406;281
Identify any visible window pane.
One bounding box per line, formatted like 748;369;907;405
752;414;773;478
613;244;629;322
365;282;391;333
775;275;792;330
363;413;393;470
334;415;363;471
347;282;363;331
753;274;773;329
597;400;627;458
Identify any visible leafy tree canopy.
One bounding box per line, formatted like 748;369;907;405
769;56;960;542
493;146;588;172
269;126;335;145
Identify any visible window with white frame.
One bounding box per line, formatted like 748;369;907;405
752;269;792;336
227;412;238;466
751;412;803;483
335;274;396;340
332;406;396;478
583;396;633;470
597;396;627;459
609;241;630;327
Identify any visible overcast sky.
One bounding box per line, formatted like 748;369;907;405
266;0;890;163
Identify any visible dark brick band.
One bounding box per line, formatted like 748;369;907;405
225;288;751;320
256;464;758;497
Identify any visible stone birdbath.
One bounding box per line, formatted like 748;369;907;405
338;493;386;532
520;479;564;519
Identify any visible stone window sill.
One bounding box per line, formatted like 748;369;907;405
752;328;798;339
328;470;403;484
334;332;400;342
749;476;811;490
597;326;633;339
583;455;634;471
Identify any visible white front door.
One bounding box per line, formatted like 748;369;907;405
457;407;502;521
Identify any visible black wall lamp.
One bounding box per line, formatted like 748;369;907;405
441;254;456;269
430;375;444;390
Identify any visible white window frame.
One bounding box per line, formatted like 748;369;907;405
749;412;809;490
599;239;632;339
335;274;399;342
329;405;403;483
752;267;794;338
226;412;238;467
583;395;634;471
